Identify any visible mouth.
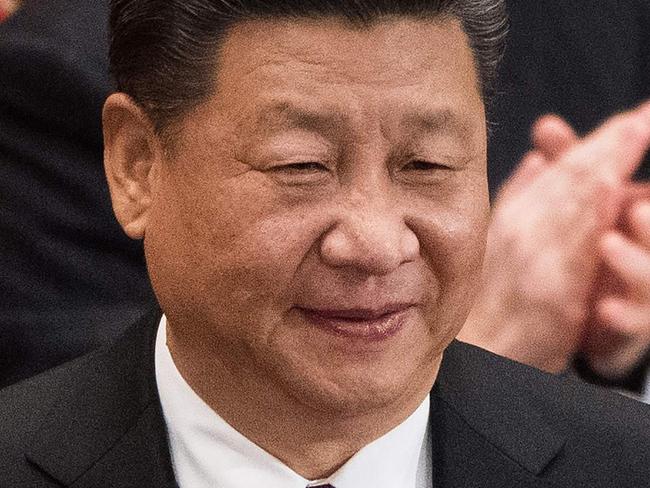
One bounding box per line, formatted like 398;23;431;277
296;304;415;341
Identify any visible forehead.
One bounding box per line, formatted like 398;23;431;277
190;16;484;142
221;16;476;83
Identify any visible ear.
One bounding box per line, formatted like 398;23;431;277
102;93;163;239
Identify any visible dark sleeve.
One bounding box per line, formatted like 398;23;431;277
0;0;156;388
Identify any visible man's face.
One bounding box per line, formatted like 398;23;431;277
145;17;488;412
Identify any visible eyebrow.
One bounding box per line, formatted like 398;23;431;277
253;101;345;136
250;101;476;141
400;108;475;140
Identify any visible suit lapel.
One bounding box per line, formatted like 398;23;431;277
430;341;567;487
25;308;178;487
70;403;178;488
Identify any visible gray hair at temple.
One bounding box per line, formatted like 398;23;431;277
109;0;508;135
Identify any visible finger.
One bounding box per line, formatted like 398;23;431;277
617;183;650;227
625;201;650;249
500;150;548;196
562;100;650;184
600;232;650;296
597;296;650;335
531;114;578;160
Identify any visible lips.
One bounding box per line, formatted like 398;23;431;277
297;304;414;341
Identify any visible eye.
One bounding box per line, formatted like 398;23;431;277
266;161;332;187
397;158;456;186
276;162;329;173
403;159;448;171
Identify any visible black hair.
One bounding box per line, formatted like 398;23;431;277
109;0;507;133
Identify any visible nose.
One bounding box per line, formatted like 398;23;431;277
319;191;420;276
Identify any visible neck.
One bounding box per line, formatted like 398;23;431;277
166;326;437;479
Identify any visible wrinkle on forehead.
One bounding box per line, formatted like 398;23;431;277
219;16;472;90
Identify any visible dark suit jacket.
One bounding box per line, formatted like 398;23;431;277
0;0;156;388
1;309;649;487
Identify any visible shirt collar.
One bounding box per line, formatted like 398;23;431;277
155;315;430;488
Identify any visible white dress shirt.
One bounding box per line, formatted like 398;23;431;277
155;316;433;488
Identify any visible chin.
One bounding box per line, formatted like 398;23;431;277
269;346;438;417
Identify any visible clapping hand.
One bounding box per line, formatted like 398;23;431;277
459;101;650;374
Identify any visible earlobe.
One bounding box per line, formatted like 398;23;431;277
102;93;163;240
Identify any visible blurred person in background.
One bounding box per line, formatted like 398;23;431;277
460;0;650;402
0;0;155;388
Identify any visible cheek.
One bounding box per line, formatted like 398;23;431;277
410;188;488;317
145;174;328;326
